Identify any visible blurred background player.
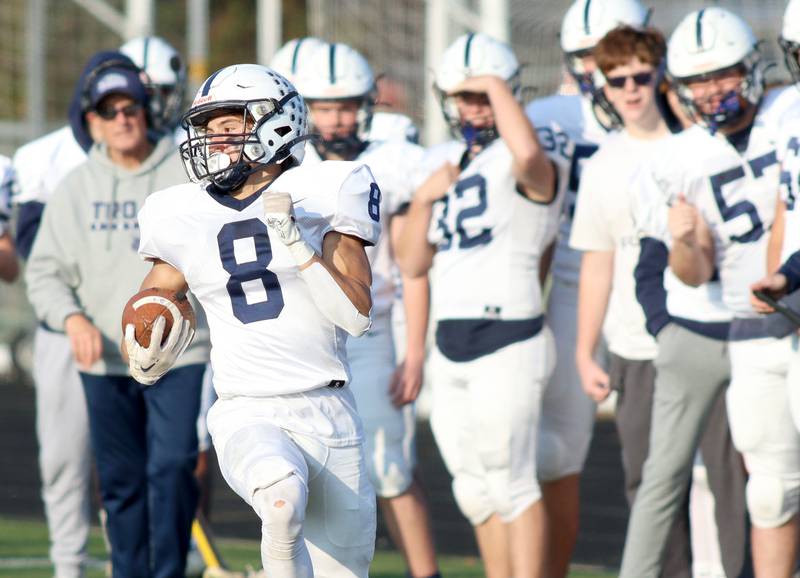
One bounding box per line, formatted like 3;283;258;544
397;32;562;578
293;41;440;578
132;63;379;577
12;51;138;578
272;36;419;144
645;7;800;577
120;35;188;141
524;2;649;575
0;158;18;283
24;54;210;578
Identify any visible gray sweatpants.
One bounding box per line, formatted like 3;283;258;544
618;323;750;578
34;327;91;578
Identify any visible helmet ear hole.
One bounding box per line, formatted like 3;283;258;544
275;126;292;137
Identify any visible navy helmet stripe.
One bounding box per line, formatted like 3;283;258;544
291;38;305;74
464;32;475;67
143;37;150;71
696;9;706;48
328;43;336;84
201;68;223;96
583;0;592;34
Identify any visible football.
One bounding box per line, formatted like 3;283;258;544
121;288;196;349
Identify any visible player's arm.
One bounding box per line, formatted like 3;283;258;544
395;162;458;278
575;250;613;402
122;259;193;385
389;210;429;407
767;196;786;273
667;194;715;287
456;75;556;203
264;192;373;336
0;232;19;282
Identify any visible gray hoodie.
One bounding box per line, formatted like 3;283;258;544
25;135;210;375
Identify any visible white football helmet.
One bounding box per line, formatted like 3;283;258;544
667;7;764;131
434;32;519;144
780;0;800;84
293;42;376;154
269;37;326;84
179;64;308;192
560;0;650;80
120;36;187;133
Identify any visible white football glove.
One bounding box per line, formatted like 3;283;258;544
125;315;194;386
264;192;315;265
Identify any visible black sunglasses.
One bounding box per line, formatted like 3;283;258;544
605;71;655;89
95;102;143;120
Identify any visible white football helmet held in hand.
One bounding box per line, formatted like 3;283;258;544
179;64;309;193
126;316;194;386
120;36;187;133
667;7;765;132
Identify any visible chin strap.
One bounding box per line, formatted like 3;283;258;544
461;123;498;149
704;91;745;135
312;133;367;160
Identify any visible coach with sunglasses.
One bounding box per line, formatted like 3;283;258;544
25;52;210;578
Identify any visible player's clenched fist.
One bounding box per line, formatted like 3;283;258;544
264;191;315;266
668;193;699;245
414;162;459;204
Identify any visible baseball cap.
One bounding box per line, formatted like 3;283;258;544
89;67;147;110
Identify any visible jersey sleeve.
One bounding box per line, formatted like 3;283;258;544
382;142;425;215
332;164;382;246
568;156;614;251
137;190;189;273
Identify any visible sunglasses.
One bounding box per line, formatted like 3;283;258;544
95;102;143;120
605;71;655;89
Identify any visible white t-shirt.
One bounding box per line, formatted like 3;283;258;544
636;100;788;317
304;139;424;316
138;161;381;403
570;130;666;360
419;137;565;322
527;94;612;286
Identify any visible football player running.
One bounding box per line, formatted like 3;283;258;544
126;64;380;578
397;33;562;578
525;2;649;574
644;8;800;577
293;42;440;578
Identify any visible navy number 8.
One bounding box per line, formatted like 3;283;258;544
217;218;284;323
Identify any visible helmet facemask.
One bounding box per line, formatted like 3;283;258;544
565;49;624;130
436;72;521;149
179;92;308;193
671;52;764;134
308;94;374;159
780;37;800;86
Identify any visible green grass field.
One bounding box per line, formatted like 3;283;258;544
0;516;615;577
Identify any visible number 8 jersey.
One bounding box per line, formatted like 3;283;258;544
423;138;564;322
138;161;381;398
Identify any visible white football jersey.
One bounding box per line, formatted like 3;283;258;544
422;138;564;322
526;94;611;285
0;156;13;236
776;115;800;262
639;102;787;317
304;139;424;316
138;161;381;398
12;125;86;204
633;148;733;326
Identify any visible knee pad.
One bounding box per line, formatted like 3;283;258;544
452;476;493;526
537;430;570;482
253;474;307;561
746;474;800;528
363;437;414;498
